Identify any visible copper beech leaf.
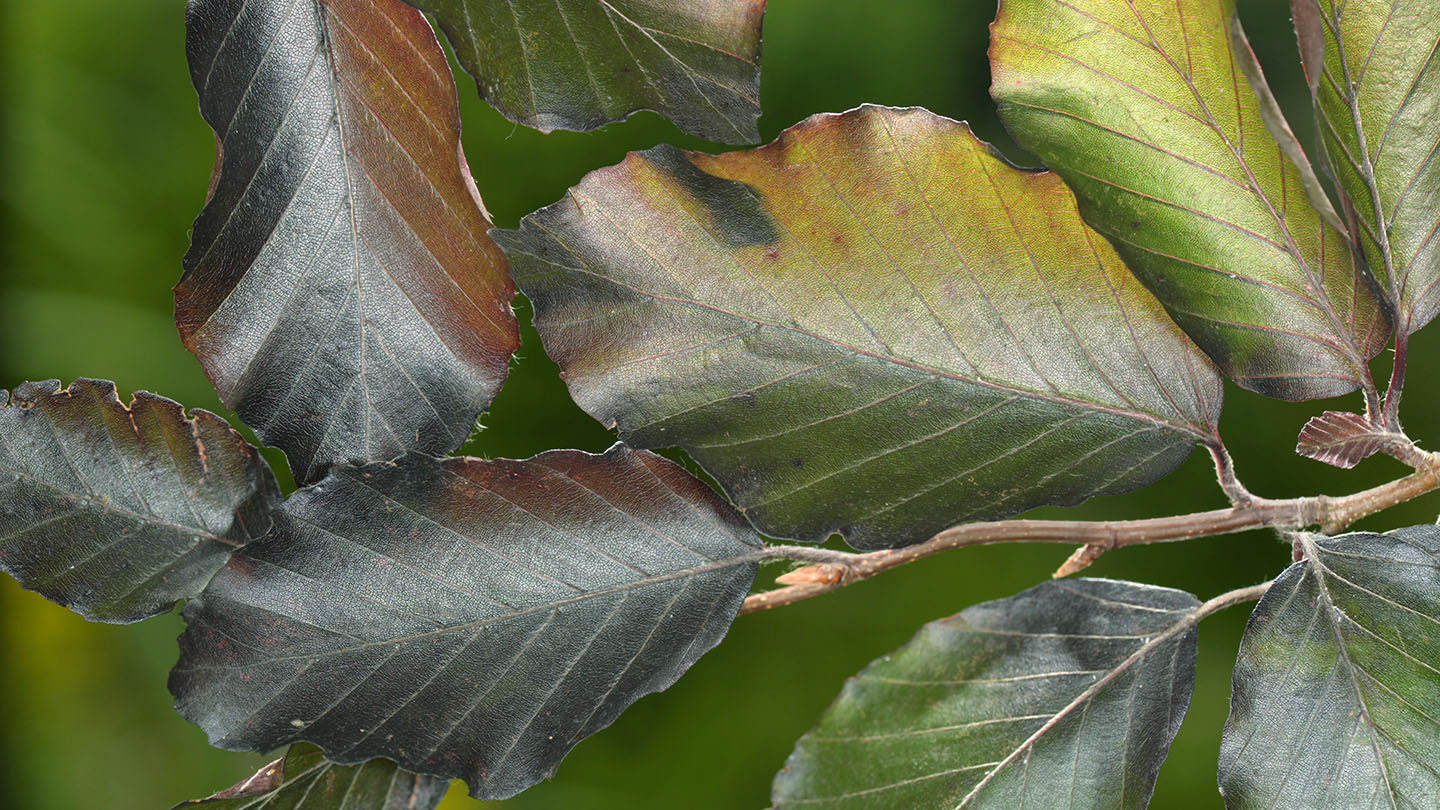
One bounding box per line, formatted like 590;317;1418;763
406;0;765;143
1294;410;1408;469
1219;527;1440;808
1295;0;1440;336
0;379;280;623
500;105;1223;551
772;579;1202;809
991;0;1391;401
173;744;447;809
179;0;519;484
170;445;763;800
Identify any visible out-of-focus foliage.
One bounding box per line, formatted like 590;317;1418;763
5;1;1440;809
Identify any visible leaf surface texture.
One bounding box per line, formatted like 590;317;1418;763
1298;0;1440;335
1220;527;1440;808
772;578;1201;809
0;379;280;623
501;105;1223;550
407;0;765;143
991;0;1390;400
170;445;761;799
180;0;518;483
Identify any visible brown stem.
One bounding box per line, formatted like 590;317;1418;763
741;456;1440;616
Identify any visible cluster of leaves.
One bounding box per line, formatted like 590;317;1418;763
1;0;1438;808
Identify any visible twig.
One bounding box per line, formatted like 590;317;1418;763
741;457;1440;616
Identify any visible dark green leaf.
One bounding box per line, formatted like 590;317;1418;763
179;0;519;484
772;578;1202;809
406;0;765;143
992;0;1390;400
170;445;762;800
1297;0;1440;336
0;379;280;623
173;744;446;809
1219;527;1440;808
501;105;1223;550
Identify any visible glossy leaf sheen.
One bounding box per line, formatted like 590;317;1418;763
0;379;280;623
1294;410;1404;468
1299;0;1440;335
179;0;518;483
1220;527;1440;808
173;744;446;809
992;0;1389;400
501;105;1223;550
406;0;765;143
170;446;762;800
772;578;1201;809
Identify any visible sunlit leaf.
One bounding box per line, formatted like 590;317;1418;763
1296;0;1440;336
179;0;519;484
406;0;765;143
1219;527;1440;808
772;578;1202;809
173;744;446;809
0;379;280;623
500;105;1223;550
170;445;762;800
991;0;1390;401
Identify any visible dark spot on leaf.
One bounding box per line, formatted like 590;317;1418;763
646;145;779;248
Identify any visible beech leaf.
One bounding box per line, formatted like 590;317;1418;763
1294;410;1408;468
991;0;1391;401
772;578;1202;809
0;379;280;624
170;445;762;800
1220;527;1440;808
501;105;1223;550
1295;0;1440;336
173;744;446;809
179;0;519;484
405;0;766;143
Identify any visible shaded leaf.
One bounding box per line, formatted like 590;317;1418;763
407;0;765;143
500;105;1223;550
173;743;446;809
1295;410;1408;468
1298;0;1440;336
179;0;519;484
170;445;762;800
0;379;280;623
992;0;1390;400
772;578;1202;809
1219;527;1440;808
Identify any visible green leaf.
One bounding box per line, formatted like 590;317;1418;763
991;0;1391;401
500;105;1223;550
172;744;446;809
405;0;765;143
772;578;1202;809
179;0;519;484
1219;527;1440;808
170;445;762;800
0;379;280;624
1297;0;1440;336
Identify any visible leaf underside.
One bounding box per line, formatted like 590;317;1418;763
772;578;1201;809
1220;527;1440;808
173;743;446;809
179;0;519;484
407;0;766;143
501;104;1222;551
1298;0;1440;336
170;445;762;800
0;379;280;623
991;0;1390;401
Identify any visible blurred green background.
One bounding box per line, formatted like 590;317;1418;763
2;0;1437;808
